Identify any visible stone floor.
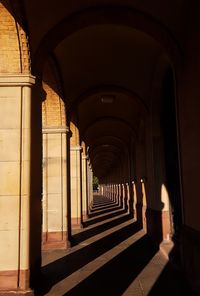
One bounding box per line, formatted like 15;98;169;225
36;195;196;296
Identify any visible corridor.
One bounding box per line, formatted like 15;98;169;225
36;195;193;296
1;2;200;295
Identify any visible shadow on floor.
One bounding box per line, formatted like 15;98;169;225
35;221;142;296
84;207;128;227
88;203;122;218
148;262;197;296
63;241;195;296
71;212;134;246
63;235;158;296
92;200;115;207
91;196;119;210
92;195;114;204
90;201;118;212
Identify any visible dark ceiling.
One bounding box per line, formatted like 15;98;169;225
21;0;185;178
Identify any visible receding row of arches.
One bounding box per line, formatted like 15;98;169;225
1;2;199;295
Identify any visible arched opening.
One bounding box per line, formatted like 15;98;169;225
2;2;197;295
41;56;67;250
34;18;184;295
161;68;182;244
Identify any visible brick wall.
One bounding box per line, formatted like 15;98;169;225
0;2;21;73
42;58;66;127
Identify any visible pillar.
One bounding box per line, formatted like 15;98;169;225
70;146;82;228
0;74;35;294
126;183;130;210
141;178;147;231
119;184;123;207
114;184;117;202
42;126;68;249
87;162;93;209
82;155;88;220
132;181;137;218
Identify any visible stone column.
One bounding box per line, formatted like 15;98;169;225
116;184;119;203
132;181;137;218
90;166;93;205
141;178;147;231
0;74;35;294
70;146;82;229
104;185;107;198
113;185;116;202
103;184;105;196
112;184;114;201
87;162;93;209
126;182;131;211
87;162;91;209
119;184;123;207
42;126;68;250
82;155;88;220
122;184;126;209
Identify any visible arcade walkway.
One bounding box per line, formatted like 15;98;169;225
36;196;194;296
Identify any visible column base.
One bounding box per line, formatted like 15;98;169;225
0;290;33;295
82;212;89;223
42;231;68;250
124;198;128;211
0;270;31;293
71;218;82;229
146;207;170;242
128;200;134;218
136;203;143;227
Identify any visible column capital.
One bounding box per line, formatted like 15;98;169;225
0;74;35;86
82;155;89;160
70;145;83;152
42;126;69;134
88;162;93;169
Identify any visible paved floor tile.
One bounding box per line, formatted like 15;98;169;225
36;195;196;296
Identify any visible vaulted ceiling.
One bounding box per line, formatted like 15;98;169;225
20;0;186;178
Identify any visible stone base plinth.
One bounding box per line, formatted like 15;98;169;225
42;231;68;250
146;208;170;243
0;290;33;295
71;218;82;229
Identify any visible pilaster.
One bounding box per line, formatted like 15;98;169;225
70;146;82;228
42;126;69;249
0;74;35;294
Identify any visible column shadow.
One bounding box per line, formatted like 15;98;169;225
35;221;142;295
90;201;116;212
147;262;197;296
71;212;133;245
91;202;117;210
84;208;128;227
63;235;158;296
88;203;123;218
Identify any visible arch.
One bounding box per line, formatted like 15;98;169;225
33;6;183;75
41;54;68;250
0;1;31;73
82;116;137;139
88;135;129;157
69;85;148;117
90;143;122;157
42;56;66;127
90;146;122;168
88;135;129;178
